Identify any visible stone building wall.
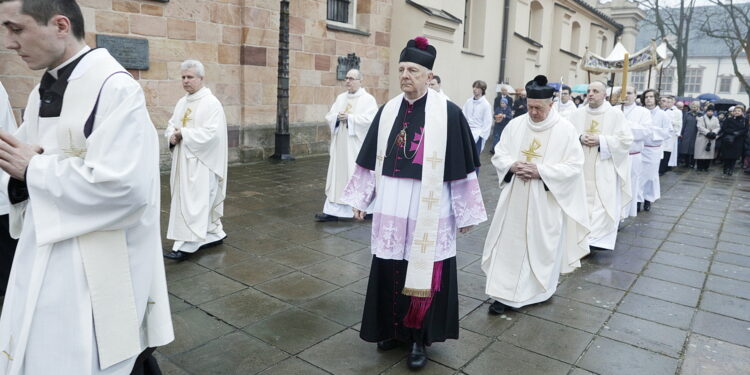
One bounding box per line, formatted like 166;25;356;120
0;0;393;168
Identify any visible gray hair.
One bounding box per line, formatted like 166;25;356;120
180;59;205;78
347;69;362;80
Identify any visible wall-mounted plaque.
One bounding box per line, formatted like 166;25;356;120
336;53;361;81
95;35;149;70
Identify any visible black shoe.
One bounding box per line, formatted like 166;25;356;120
163;250;189;261
314;213;339;222
643;200;651;212
637;202;641;212
488;301;508;315
377;339;399;351
407;343;427;370
199;236;226;250
364;213;373;220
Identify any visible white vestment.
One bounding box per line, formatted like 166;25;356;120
565;102;632;250
322;88;377;217
165;87;228;253
462;96;493;149
482;110;589;308
0;82;17;215
641;107;671;202
664;107;682;166
554;100;577;116
620;103;652;218
0;48;173;374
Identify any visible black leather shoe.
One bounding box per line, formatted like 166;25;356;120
163;250;189;261
377;339;399;351
488;301;507;315
314;213;339;222
407;342;427;370
643;200;651;212
364;213;373;220
637;202;642;212
199;236;226;250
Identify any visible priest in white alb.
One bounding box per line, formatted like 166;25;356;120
164;60;228;261
342;37;486;371
0;0;173;373
640;89;671;212
315;69;378;222
554;85;577;115
482;75;589;314
565;81;632;250
616;86;652;217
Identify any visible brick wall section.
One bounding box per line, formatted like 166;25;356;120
0;0;392;167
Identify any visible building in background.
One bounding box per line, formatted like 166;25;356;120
635;5;749;106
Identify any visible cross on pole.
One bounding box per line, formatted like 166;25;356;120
422;191;439;210
414;233;435;253
426;151;443;170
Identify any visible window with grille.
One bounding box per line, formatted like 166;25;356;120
658;67;674;93
719;77;732;93
327;0;356;26
684;67;703;93
630;71;647;93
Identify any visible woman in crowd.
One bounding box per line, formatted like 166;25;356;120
694;105;720;172
717;105;747;176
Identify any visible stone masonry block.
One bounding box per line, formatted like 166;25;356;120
168;19;197;40
130;14;167;37
95;11;129;34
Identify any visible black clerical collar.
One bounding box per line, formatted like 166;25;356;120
38;49;94;118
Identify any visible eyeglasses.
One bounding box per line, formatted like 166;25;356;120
344;77;360;81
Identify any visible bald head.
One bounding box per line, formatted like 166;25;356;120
587;81;607;109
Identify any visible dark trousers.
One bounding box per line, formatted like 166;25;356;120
0;214;19;295
130;347;162;375
696;159;711;171
659;151;672;174
679;153;695;167
723;158;737;174
475;137;483;176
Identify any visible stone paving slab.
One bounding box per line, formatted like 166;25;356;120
151;155;750;374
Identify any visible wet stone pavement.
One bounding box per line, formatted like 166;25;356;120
157;153;750;375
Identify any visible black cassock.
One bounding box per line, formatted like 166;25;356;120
356;93;479;346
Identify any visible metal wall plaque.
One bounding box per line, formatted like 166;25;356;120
336;53;360;80
95;35;149;70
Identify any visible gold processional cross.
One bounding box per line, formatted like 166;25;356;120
181;108;193;127
521;138;542;162
414;233;435;254
426;151;443;170
585;119;600;134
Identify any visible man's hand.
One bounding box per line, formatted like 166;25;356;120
513;162;541;181
338;112;348;122
352;208;366;221
510;161;525;174
0;130;43;181
170;129;183;145
580;134;600;147
459;226;473;234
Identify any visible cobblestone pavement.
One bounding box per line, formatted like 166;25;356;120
157;153;750;375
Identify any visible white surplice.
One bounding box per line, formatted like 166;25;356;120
0;82;17;215
620;103;652;218
482;109;590;308
664;106;682;166
165;87;228;253
0;48;173;374
641;107;671;202
462;96;493;149
565;102;632;250
322;88;377;217
554;100;577;116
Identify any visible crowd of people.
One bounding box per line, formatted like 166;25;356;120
1;0;749;373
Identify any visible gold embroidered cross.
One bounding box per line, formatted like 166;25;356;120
376;154;384;162
585;119;600;134
343;103;352;114
426;151;443;170
422;191;439;210
62;129;87;158
521;138;542;162
181;108;192;127
414;233;435;253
